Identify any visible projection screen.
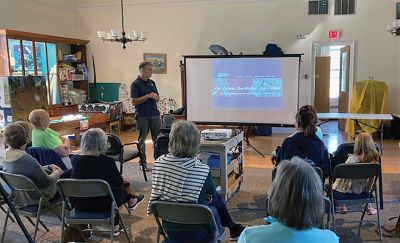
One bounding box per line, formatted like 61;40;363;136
184;55;300;125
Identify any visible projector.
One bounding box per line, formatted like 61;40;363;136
201;129;233;140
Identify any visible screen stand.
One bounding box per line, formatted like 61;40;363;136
241;126;265;158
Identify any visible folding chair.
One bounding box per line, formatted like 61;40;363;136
57;179;132;243
105;133;147;181
154;133;170;159
0;171;62;241
151;201;225;243
330;143;384;209
0;181;15;223
330;163;382;240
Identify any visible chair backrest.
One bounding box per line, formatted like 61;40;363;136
26;147;67;171
0;171;40;194
105;133;123;156
154;133;170;159
332;163;380;180
331;143;381;170
162;114;176;129
57;179;114;200
151;201;217;226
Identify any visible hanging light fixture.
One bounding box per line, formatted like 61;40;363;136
97;0;147;49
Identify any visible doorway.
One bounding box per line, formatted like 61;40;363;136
311;41;355;131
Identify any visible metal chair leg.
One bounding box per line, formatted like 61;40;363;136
33;200;43;241
118;212;132;243
0;205;15;223
39;220;49;232
60;203;66;243
1;209;10;242
358;203;369;236
376;198;383;240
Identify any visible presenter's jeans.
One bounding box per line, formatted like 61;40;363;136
136;115;160;164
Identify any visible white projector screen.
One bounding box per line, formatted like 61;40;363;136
185;55;300;125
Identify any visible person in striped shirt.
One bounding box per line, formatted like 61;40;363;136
147;120;245;241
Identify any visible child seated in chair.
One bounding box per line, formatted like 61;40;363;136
332;131;378;215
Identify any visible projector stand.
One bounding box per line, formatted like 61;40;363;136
242;126;265;158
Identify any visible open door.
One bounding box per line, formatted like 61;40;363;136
314;56;331;112
338;46;350;131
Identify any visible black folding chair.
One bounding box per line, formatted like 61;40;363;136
105;133;147;181
330;163;382;240
154;133;170;160
330;143;383;209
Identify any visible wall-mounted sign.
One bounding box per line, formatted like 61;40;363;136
328;30;341;40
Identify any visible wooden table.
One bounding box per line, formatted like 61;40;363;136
49;113;110;144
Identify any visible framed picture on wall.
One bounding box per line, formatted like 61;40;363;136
397;2;400;19
143;53;167;74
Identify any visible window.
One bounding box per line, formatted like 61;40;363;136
309;0;329;15
8;39;23;76
335;0;356;15
7;39;60;105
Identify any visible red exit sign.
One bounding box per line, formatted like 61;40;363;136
328;30;340;40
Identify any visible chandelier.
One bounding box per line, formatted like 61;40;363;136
97;0;147;49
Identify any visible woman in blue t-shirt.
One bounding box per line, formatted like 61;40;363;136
239;157;338;243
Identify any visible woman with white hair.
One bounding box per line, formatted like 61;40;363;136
29;109;72;168
238;157;338;243
71;128;144;235
147;120;244;242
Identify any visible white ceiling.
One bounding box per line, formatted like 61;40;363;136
34;0;281;9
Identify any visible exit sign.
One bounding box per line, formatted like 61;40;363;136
328;30;340;40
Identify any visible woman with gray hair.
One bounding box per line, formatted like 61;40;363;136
29;109;71;168
71;128;144;235
147;120;244;242
238;157;338;243
2;123;63;208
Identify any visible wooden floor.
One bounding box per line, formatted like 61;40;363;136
120;122;400;174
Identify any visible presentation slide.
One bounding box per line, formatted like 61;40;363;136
212;58;283;109
185;56;299;125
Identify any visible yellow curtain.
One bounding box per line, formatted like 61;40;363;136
345;80;388;136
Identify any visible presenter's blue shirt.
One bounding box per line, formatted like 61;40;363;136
238;217;338;243
130;77;160;118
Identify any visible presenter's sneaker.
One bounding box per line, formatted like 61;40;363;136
128;194;145;213
229;224;245;241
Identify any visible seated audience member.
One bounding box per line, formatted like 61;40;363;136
332;131;378;214
275;105;329;176
147;120;244;242
71;128;144;235
239;157;338;243
29;109;72;168
15;121;32;147
2;123;63;208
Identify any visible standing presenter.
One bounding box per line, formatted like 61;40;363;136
131;62;161;171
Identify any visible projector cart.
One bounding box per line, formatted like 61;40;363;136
200;131;244;201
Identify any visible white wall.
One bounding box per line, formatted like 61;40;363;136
76;0;400;113
0;0;83;38
1;0;398;113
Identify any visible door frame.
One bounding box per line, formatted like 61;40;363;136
310;41;356;111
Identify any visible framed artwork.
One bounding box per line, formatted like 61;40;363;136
143;53;167;74
397;2;400;19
